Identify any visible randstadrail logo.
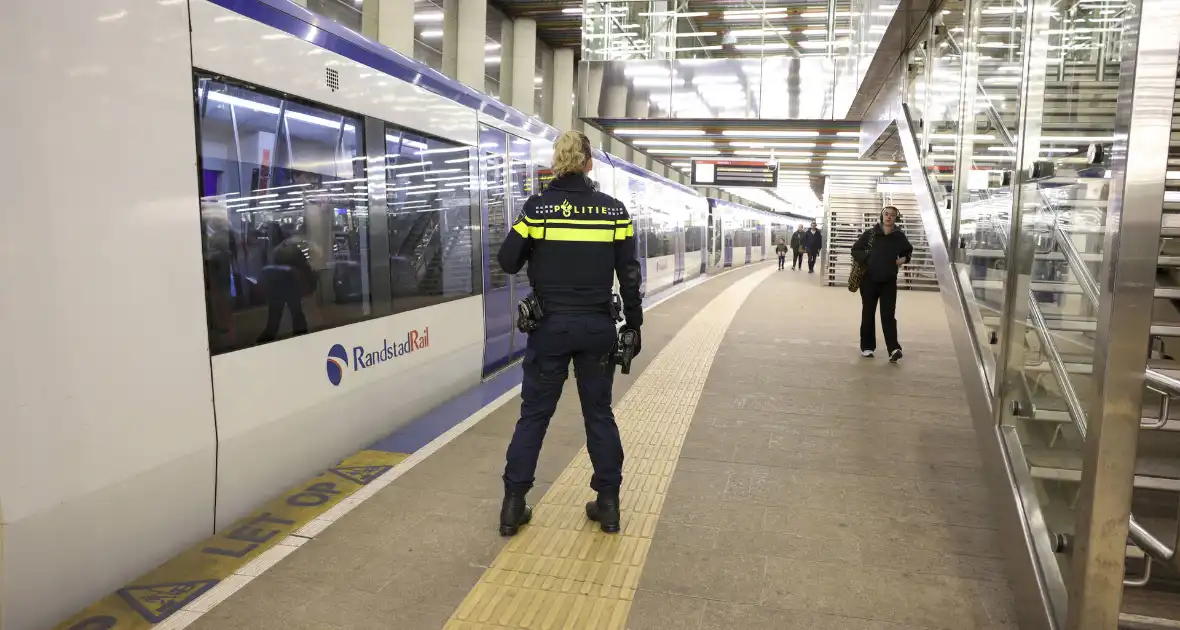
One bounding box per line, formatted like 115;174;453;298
326;344;349;386
325;328;430;386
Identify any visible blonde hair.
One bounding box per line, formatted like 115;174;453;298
552;130;592;177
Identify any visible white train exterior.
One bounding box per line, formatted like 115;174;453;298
0;1;797;627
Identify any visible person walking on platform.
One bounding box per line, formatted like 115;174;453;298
803;220;823;273
789;225;805;270
495;130;643;537
851;205;913;362
775;238;788;270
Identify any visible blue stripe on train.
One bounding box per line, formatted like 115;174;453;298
367;364;524;454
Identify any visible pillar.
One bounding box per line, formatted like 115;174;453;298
361;0;416;57
580;64;606;150
551;48;575;131
291;0;306;6
511;18;537;114
443;0;485;89
540;44;554;123
647;0;674;59
603;85;629;160
499;18;514;103
442;0;458;77
626;92;649;168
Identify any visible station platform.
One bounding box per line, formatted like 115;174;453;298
181;263;1017;630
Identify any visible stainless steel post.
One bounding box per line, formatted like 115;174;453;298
1065;0;1180;626
949;0;980;264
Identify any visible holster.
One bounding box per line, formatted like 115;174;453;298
608;293;623;322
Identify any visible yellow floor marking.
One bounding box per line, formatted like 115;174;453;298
56;449;408;630
445;268;774;630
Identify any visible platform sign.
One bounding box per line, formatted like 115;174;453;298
691;159;778;188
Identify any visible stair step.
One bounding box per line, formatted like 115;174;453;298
1027;449;1180;491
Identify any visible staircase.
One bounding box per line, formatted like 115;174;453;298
906;5;1180;621
822;183;938;290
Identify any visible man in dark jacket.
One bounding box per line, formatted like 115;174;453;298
789;225;805;270
802;221;823;273
850;206;914;362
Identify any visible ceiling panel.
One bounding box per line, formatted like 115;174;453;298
495;0;858;54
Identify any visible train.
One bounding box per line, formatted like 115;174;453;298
0;1;804;628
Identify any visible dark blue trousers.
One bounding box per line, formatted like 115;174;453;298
503;312;623;493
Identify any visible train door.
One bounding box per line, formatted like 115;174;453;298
479;127;536;377
674;224;685;284
707;199;724;271
723;217;734;267
479;126;513;377
741;221;750;264
706;203;715;270
624;174;649;294
506;134;535;362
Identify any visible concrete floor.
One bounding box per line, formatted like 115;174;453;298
189;263;1016;630
627;266;1016;630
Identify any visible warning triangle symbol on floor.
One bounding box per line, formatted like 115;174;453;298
329;465;392;485
117;579;218;623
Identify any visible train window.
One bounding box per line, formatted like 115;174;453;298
685;202;704;254
479;126;511;291
196;77;370;354
385;126;477;312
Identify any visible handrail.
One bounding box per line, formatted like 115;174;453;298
1053;227;1180;400
1053;225;1101;306
1145;370;1180;395
1128;517;1177;569
942;34;1018;149
1030;282;1180;570
1028;293;1090;438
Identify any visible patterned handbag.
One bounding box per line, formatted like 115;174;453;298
847;230;875;293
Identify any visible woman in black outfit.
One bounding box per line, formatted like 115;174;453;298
850;206;914;362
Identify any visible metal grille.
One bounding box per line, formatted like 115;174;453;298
325;68;340;92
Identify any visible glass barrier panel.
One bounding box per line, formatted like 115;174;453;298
941;0;1029;385
994;0;1133;612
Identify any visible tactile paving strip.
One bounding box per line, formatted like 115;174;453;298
445;268;774;630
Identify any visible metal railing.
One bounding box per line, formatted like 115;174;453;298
1053;230;1180;409
1027;233;1180;573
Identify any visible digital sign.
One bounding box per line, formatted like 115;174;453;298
690;159;778;188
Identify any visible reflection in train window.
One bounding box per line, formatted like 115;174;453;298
645;208;675;258
196;77;370;355
385;126;477;313
685;205;705;253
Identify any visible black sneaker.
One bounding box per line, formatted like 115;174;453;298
889;349;903;363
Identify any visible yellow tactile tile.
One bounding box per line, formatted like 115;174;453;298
445;268;774;630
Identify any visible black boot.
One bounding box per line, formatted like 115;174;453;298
585;490;621;534
499;489;532;537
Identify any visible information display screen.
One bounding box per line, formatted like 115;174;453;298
690;159;778;188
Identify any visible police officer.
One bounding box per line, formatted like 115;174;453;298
496;130;643;536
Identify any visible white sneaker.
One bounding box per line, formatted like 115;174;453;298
889;349;903;363
861;350;874;358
